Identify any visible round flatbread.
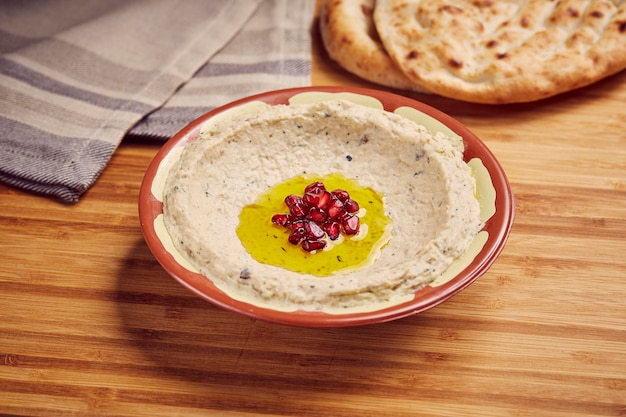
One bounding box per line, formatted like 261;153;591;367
319;0;429;92
374;0;626;103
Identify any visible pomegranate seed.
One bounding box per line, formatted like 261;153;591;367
304;188;331;209
303;193;318;207
324;221;340;240
305;221;325;239
302;239;326;252
304;181;326;194
331;189;350;202
271;214;291;226
327;197;345;219
342;214;360;235
288;227;307;244
289;201;307;218
284;194;303;207
344;198;360;213
288;220;306;230
306;207;326;223
316;190;332;209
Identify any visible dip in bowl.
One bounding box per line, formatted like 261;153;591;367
139;87;514;327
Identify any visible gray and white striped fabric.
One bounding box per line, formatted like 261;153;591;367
0;0;313;203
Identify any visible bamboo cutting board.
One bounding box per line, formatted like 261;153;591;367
1;2;625;416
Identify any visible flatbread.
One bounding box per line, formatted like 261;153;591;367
319;0;429;92
374;0;626;103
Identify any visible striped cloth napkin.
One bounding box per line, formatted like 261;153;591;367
0;0;313;203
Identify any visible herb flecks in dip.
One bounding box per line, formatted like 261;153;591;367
237;173;392;277
162;99;482;312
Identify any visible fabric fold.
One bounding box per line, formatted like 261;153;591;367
0;0;313;203
129;0;314;140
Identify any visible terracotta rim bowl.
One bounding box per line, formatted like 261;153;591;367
139;86;515;327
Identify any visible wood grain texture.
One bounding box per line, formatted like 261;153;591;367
1;2;625;416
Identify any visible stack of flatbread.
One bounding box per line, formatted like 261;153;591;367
319;0;626;103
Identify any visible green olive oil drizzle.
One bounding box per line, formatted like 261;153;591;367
237;173;392;277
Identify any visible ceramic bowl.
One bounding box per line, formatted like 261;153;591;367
139;86;514;327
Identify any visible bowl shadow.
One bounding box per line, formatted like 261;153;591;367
115;239;454;406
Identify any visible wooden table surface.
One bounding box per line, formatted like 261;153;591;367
2;5;626;417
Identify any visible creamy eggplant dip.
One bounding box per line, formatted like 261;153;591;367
162;99;483;311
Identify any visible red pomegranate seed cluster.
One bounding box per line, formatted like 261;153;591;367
271;181;361;252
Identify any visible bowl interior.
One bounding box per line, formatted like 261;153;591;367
139;86;514;327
